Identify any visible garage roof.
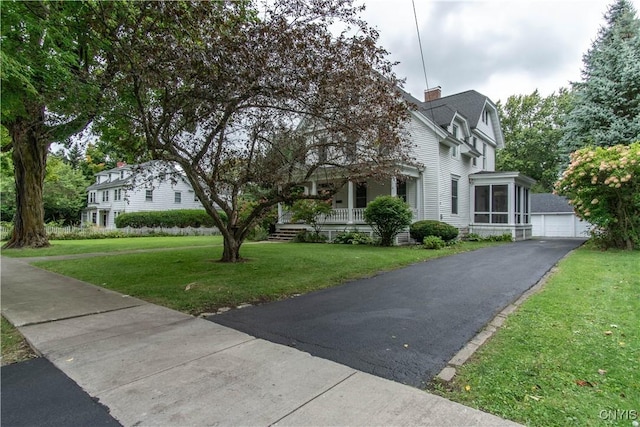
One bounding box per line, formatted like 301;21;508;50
531;193;574;213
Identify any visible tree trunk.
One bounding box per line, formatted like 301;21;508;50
3;116;50;249
220;232;243;262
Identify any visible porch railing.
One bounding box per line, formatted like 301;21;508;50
280;208;418;225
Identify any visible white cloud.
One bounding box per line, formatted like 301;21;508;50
358;0;640;103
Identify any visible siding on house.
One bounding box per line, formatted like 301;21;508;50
407;114;441;221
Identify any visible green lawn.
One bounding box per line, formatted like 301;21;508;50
32;241;500;315
434;247;640;426
1;235;223;258
1;316;37;366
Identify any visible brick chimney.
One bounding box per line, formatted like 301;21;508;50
117;161;127;168
424;86;441;102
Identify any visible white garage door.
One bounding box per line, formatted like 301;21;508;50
532;214;591;237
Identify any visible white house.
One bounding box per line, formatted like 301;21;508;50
531;193;591;238
276;87;535;240
82;161;204;228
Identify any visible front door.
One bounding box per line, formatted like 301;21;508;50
101;212;108;227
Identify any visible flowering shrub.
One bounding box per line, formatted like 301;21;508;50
290;199;332;234
555;143;640;249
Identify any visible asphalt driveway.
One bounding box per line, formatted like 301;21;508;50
210;239;584;388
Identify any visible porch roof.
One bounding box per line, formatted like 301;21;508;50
470;171;536;187
306;162;424;182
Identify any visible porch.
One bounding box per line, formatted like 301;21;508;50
469;172;536;241
277;165;424;228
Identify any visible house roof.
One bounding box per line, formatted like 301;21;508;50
531;193;574;213
87;160;191;191
399;87;502;151
87;178;130;191
426;90;493;128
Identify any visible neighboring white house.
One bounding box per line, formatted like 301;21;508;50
531;193;592;238
82;161;204;228
277;87;536;240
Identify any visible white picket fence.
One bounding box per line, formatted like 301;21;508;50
0;225;221;240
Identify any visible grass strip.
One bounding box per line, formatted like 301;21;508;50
434;247;639;426
1;317;37;365
33;241;500;315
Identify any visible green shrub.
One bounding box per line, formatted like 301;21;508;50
464;233;483;241
422;235;445;249
332;230;374;245
363;196;413;246
410;220;458;243
246;225;269;242
463;232;513;242
293;230;327;243
487;233;513;242
115;209;226;228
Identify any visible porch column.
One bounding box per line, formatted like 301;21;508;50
277;203;283;224
311;180;317;196
390;176;397;197
347;180;354;224
417;173;424;220
518;185;524;224
526;188;531;224
508;182;516;225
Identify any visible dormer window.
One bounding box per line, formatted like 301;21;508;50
482;109;489;124
452;124;459;140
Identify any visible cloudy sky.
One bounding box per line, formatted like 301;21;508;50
357;0;640;104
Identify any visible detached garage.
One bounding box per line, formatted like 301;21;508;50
531;193;591;238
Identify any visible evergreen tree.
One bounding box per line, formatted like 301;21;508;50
562;0;640;152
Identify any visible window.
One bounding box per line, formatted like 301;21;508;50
318;145;327;163
451;145;458;158
114;189;122;201
356;183;367;208
482;144;487;170
346;142;357;162
396;180;407;202
451;178;458;215
92;212;97;224
482;109;489;124
145;189;153;202
474;185;508;223
120;171;124;179
174;192;182;204
102;190;109;202
452;124;459;139
89;192;96;203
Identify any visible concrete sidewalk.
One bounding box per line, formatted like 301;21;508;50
1;256;520;426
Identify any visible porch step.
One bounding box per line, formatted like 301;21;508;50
267;228;305;242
